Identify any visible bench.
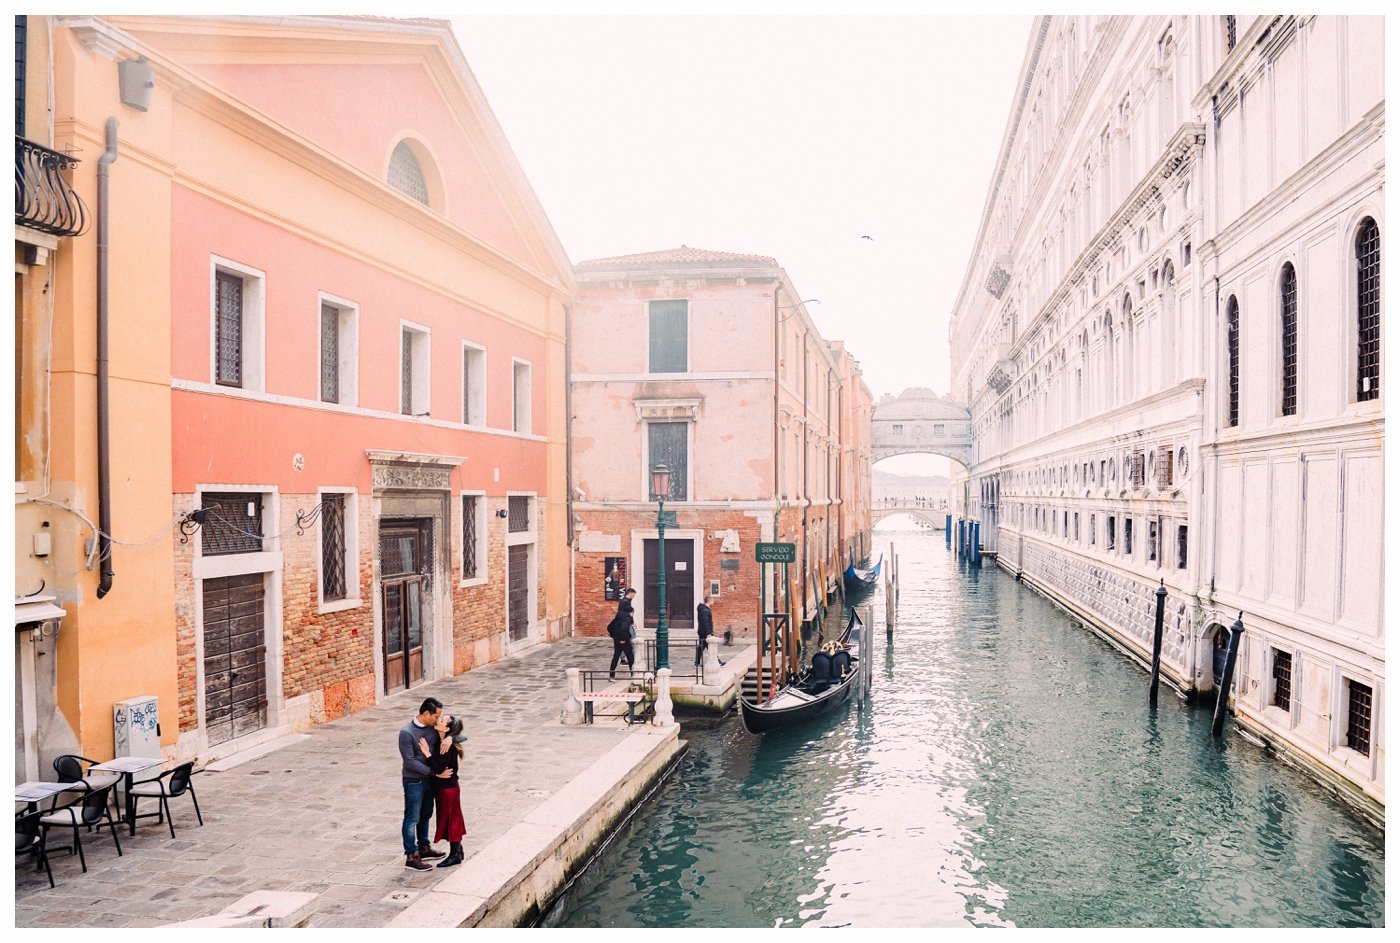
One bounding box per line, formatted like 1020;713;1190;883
576;691;649;725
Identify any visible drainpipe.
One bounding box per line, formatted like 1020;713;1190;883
564;302;575;637
95;117;118;598
772;283;781;605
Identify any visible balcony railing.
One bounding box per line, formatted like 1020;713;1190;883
16;136;89;238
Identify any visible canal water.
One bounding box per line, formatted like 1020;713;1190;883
550;528;1384;928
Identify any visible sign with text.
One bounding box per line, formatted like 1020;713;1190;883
603;556;627;600
754;542;797;564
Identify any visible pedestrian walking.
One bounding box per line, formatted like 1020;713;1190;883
695;595;714;668
607;587;637;680
399;697;447;871
420;714;468;868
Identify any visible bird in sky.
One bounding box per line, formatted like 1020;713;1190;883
860;235;874;241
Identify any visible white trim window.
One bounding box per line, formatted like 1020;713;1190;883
319;294;359;407
460;491;487;586
512;358;532;433
210;257;265;391
401;321;431;417
317;487;360;614
462;342;486;427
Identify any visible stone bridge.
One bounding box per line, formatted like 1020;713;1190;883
870;388;972;468
871;497;948;530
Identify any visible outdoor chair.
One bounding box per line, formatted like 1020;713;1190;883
128;761;203;838
38;783;123;873
15;809;54;888
51;753;121;812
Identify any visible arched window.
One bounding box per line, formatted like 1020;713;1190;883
388;141;429;205
1356;217;1380;402
1226;295;1240;427
1280;263;1298;416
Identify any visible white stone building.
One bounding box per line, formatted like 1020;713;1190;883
949;16;1382;820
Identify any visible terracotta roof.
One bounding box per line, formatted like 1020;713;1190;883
576;246;778;269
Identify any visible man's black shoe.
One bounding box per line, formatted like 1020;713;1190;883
418;844;447;860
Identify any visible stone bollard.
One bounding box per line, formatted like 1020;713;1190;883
563;667;582;725
701;641;722;684
654;667;675;727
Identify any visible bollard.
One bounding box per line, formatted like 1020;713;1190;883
563;667;582;725
946;513;952;547
1149;581;1167;706
972;522;981;567
1211;614;1246;737
654;667;675;727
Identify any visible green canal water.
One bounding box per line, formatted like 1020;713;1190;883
550;530;1384;928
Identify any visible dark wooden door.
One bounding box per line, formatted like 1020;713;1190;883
203;573;267;745
381;523;427;693
643;538;694;629
507;544;530;642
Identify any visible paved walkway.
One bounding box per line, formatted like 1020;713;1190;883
15;637;647;928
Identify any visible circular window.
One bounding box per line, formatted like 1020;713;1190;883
1177;446;1190;478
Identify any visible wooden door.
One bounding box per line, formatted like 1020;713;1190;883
643;538;695;629
381;523;427;693
203;573;268;745
507;544;530;642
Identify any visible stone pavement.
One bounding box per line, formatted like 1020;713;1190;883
14;637;648;928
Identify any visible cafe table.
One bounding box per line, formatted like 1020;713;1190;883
88;757;164;835
15;780;71;812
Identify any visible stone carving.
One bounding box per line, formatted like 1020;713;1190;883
372;463;452;490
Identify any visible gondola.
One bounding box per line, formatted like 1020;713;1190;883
740;608;864;734
843;554;882;593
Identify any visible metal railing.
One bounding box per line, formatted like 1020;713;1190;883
16;135;88;237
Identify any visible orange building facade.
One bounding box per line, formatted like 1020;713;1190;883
14;15;572;773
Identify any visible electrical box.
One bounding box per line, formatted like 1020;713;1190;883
114;696;161;784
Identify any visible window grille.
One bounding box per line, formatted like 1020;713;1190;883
1089;514;1096;546
321;494;347;601
508;495;530;533
648;300;688;373
1356;218;1380;401
1280;264;1298;415
1226;297;1240;426
1224;15;1237;51
401;328;413;415
1346;681;1372;756
1271;650;1292;711
1130;451;1146;488
215;271;244;387
1156;446;1174;490
202;492;263;555
648;422;688;501
462;495;479;578
321;304;339;403
388;141;429;205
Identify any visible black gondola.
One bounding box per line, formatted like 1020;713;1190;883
740;608;864;734
843;554;882;593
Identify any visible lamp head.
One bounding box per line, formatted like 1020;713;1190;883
650;463;672;501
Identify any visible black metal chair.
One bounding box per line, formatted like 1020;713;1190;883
15;809;54;888
37;784;123;873
52;753;122;813
128;761;203;838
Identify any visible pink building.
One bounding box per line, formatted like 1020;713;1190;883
91;16;574;761
569;247;872;654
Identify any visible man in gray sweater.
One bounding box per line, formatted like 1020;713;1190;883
400;697;446;871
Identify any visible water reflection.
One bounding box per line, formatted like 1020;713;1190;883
556;533;1383;928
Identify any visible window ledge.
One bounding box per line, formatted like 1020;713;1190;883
317;597;362;616
457;576;489;590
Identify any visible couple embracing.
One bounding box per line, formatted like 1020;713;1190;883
398;697;468;871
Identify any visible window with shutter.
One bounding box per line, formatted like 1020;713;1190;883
648;422;688;500
648;300;688;373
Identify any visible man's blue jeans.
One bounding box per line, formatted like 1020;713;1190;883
402;778;433;856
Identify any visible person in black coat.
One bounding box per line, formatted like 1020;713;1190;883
607;587;637;680
695;595;714;667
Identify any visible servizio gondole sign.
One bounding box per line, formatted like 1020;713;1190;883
754;542;797;564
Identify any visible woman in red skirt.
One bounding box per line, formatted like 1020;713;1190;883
419;713;467;867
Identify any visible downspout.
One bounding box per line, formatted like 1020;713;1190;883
564;302;575;636
772;284;781;558
801;329;809;627
96;117;118;598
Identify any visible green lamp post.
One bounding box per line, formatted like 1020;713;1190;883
651;463;672;671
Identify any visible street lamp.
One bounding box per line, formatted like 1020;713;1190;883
650;463;672;670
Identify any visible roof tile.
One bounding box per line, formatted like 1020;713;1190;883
577;245;777;269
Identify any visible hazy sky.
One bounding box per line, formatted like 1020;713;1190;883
452;14;1034;411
